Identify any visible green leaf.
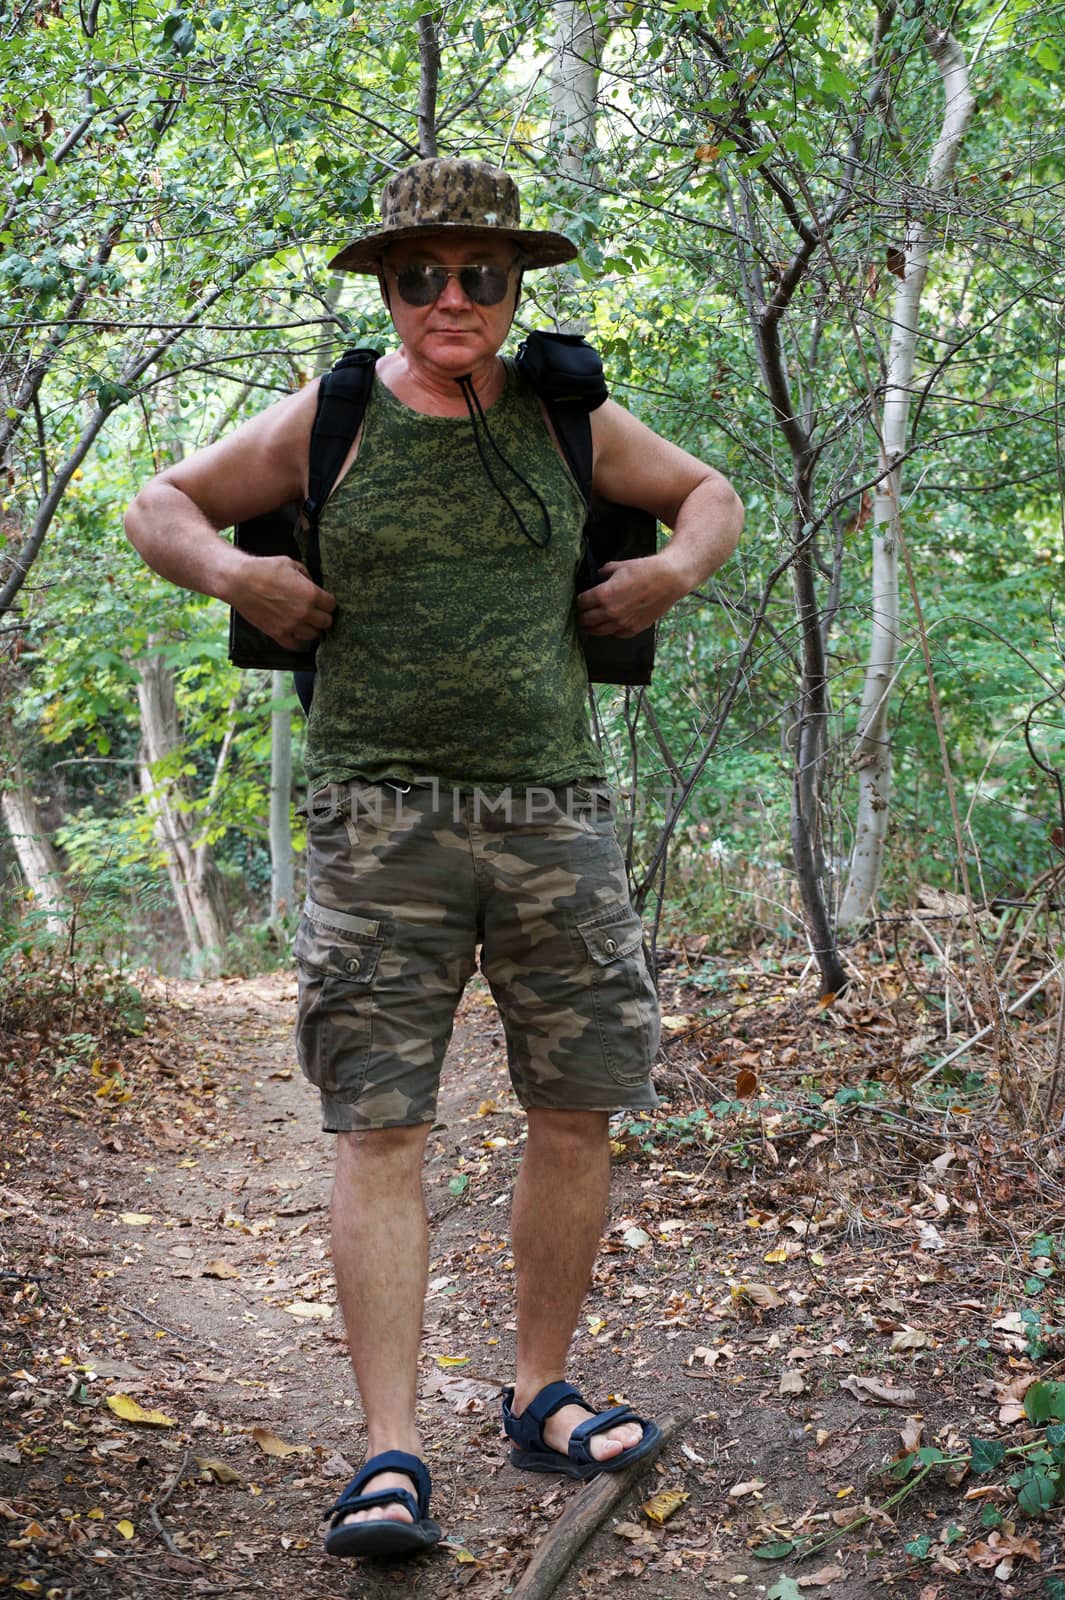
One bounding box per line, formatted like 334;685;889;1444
1043;1574;1065;1598
753;1541;795;1560
889;1451;917;1480
905;1534;932;1559
1047;1424;1065;1448
448;1174;469;1196
1017;1471;1057;1517
1026;1383;1065;1424
472;18;485;49
783;130;817;170
766;1581;802;1600
969;1437;1006;1474
916;1447;947;1466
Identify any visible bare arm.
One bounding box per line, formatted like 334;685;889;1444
577;400;744;638
124;381;338;650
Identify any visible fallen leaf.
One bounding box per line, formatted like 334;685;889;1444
764;1247;789;1264
197;1458;243;1485
732;1282;784;1308
890;1327;933;1351
622;1226;651;1249
435;1354;470;1368
839;1374;916;1407
613;1520;651;1540
660;1014;697;1034
780;1369;805;1396
106;1394;176;1428
283;1300;332;1320
449;1545;479;1563
251;1426;311;1459
202;1260;240;1280
728;1478;765;1500
641;1487;689;1525
967;1530;1041;1568
736;1068;758;1098
115;1520;135;1539
119;1213;155;1226
586;1316;607;1336
798;1565;846;1587
900;1416;924;1452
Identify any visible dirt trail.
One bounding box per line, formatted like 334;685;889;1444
2;971;1057;1598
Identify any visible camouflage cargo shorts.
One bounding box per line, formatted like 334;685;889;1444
295;780;661;1132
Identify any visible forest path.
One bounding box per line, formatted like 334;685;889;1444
1;970;1051;1599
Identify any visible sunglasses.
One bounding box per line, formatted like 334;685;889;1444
388;261;517;307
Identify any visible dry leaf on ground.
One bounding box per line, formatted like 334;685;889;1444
251;1426;311;1458
202;1259;240;1280
839;1374;917;1407
283;1300;332;1320
641;1488;689;1525
197;1458;243;1485
105;1394;176;1427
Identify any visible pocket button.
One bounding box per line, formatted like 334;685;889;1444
345;956;362;975
604;937;618;956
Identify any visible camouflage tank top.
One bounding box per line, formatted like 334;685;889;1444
302;357;604;791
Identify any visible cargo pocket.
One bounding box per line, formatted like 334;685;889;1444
294;899;387;1102
576;900;660;1086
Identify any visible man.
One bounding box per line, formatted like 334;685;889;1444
125;157;743;1558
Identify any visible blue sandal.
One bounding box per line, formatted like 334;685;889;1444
323;1450;442;1558
502;1380;662;1481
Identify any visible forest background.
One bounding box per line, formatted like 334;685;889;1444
1;0;1064;1067
4;3;1065;1594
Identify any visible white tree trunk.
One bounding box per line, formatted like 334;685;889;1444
548;1;606;332
0;768;69;936
269;670;294;922
136;650;231;973
839;28;975;927
550;1;604;181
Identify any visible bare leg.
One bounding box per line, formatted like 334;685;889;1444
331;1122;432;1524
509;1109;642;1461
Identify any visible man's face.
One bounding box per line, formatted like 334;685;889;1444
380;234;520;376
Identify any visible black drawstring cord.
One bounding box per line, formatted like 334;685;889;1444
456;373;553;550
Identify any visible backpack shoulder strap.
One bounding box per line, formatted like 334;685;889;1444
303;347;380;585
514;330;608;508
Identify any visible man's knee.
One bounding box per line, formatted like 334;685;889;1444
335;1122;432;1173
525;1107;610;1151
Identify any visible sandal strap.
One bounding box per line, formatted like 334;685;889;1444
326;1449;431;1522
569;1404;642;1446
327;1485;420;1524
519;1381;586;1428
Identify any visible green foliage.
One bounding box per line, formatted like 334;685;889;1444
3;0;1064;981
970;1437;1007;1474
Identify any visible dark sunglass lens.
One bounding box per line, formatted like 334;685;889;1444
461;265;510;305
396;264;447;305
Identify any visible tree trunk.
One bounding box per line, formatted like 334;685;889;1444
136;650;231;974
550;1;604;182
546;0;606;332
839;26;974;926
0;765;69;937
269;671;294;923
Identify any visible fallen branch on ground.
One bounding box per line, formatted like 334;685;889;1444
510;1412;690;1600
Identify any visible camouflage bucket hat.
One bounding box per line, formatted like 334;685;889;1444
328;157;578;273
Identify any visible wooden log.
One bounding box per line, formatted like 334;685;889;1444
509;1412;690;1600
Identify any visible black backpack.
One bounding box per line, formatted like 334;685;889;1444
227;331;657;687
